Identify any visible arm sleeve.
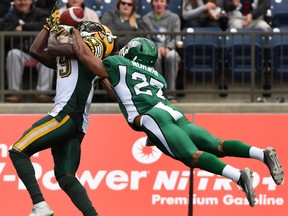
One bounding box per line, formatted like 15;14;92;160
251;0;269;20
182;0;207;21
0;13;19;30
167;14;181;49
136;17;150;31
223;0;237;12
22;9;49;31
100;10;115;30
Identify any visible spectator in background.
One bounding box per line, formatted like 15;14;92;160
60;0;99;23
182;0;222;28
101;0;149;53
223;0;271;31
143;0;181;102
0;0;11;18
33;0;55;13
0;0;55;19
0;0;54;103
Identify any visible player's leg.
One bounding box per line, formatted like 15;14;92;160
9;114;76;215
180;120;284;185
140;107;255;206
141;108;233;174
220;139;283;185
52;132;98;216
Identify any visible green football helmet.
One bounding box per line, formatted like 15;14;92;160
119;37;158;67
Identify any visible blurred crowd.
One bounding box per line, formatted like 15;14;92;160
0;0;283;103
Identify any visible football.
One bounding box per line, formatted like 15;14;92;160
59;6;84;26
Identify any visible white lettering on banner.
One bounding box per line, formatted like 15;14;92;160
79;170;106;189
153;171;190;190
0;163;5;175
152;194;189;205
223;194;284;206
0;144;8;157
262;175;278;190
152;194;219;205
152;194;284;206
130;171;148;190
78;170;149;190
105;170;146;190
2;164;280;192
43;170;59;190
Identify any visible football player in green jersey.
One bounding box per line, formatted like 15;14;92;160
8;3;114;214
71;29;284;208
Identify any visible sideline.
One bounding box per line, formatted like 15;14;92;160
0;103;288;114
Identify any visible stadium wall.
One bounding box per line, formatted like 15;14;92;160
0;104;287;215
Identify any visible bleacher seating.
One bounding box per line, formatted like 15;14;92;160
3;1;288;102
268;27;288;79
270;0;288;28
183;27;223;80
225;28;266;81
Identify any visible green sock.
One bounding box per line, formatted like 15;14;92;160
222;140;251;157
58;175;98;216
9;149;44;204
198;152;227;175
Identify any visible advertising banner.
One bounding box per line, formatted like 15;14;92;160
0;114;287;216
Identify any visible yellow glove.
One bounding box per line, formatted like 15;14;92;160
43;0;60;31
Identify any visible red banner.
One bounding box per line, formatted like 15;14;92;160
0;114;287;216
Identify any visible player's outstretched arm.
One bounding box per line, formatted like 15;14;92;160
101;78;117;101
47;29;75;58
30;29;57;70
71;28;109;78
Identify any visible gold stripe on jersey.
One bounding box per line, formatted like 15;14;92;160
13;115;70;152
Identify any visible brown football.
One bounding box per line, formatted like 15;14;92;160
59;6;84;26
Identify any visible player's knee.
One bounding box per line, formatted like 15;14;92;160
7;49;22;60
191;150;203;167
9;148;28;161
57;174;77;190
218;140;224;154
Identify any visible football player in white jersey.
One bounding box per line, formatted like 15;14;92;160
8;2;115;215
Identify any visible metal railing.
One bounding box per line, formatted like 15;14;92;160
0;30;288;103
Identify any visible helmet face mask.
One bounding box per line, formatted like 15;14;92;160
119;37;158;67
77;21;116;57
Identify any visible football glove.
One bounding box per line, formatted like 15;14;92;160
43;0;60;31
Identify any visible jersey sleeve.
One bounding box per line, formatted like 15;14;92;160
102;55;124;86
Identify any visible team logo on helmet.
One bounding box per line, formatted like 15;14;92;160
77;21;116;57
119;40;140;57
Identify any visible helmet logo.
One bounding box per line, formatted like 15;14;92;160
120;40;141;57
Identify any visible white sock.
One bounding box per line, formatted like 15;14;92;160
249;146;264;162
222;165;241;183
34;201;47;208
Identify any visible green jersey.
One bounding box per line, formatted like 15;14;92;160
103;55;170;124
103;56;222;171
